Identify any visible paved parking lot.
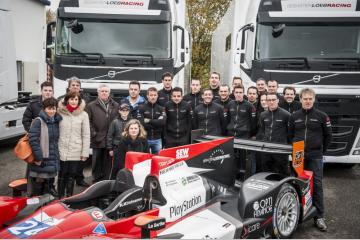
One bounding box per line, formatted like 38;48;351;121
1;141;359;238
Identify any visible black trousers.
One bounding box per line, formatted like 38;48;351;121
261;153;289;175
74;161;85;183
92;148;111;182
27;177;52;197
109;145;125;180
59;161;80;179
165;134;189;148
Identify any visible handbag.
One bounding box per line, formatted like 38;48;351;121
14;133;35;164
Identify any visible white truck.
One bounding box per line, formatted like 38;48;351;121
0;0;26;141
212;0;360;165
48;0;191;100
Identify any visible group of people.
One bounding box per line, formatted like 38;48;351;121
21;71;332;231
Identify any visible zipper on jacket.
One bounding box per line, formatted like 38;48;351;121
304;111;308;147
176;104;179;136
151;104;154;139
205;104;209;133
269;111;274;142
234;102;239;136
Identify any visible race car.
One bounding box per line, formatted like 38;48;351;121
0;136;316;238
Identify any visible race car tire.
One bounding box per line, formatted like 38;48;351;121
272;183;300;238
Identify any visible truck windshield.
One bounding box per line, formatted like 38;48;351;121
256;23;360;60
56;19;171;58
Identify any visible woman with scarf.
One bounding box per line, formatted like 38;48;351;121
28;97;62;197
58;91;90;198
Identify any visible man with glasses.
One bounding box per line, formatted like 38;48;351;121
258;92;291;175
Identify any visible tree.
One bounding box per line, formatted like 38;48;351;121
188;0;231;86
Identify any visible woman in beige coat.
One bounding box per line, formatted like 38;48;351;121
58;91;90;198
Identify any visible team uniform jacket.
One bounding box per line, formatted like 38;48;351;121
164;100;192;138
157;88;172;107
193;102;227;136
138;102;166;140
227;100;257;138
258;107;291;143
183;92;203;110
289;107;332;158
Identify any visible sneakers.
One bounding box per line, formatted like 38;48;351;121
314;218;328;232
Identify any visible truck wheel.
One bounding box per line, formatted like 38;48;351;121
272;183;300;238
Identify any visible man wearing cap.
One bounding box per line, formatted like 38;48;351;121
86;84;119;182
107;102;131;179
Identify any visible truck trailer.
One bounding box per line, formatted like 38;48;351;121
211;0;360;165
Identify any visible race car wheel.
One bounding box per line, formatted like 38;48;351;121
272;183;300;238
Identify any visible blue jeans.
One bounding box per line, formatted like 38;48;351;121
148;139;162;154
304;156;324;218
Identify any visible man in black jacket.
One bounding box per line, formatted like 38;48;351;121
209;72;221;101
258;93;291;175
289;88;332;232
164;87;192;148
279;86;301;113
183;78;203;110
157;72;173;107
139;87;166;154
193;89;227;136
227;85;257;179
22;81;53;132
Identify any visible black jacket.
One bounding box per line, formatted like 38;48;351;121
165;100;192;138
183;92;203;110
157;88;172;107
227;100;257;138
210;86;220;101
138;102;166;140
279;100;302;114
193;102;227;136
258;107;291;143
214;97;231;113
106;116;131;149
289;107;332;158
22;96;43;132
118;137;150;166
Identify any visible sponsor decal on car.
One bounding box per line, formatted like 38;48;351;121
91;210;104;220
176;148;189;159
7;212;63;238
303;190;312;216
181;175;201;186
203;148;230;165
247;222;261;233
165;179;178;187
159;161;184;175
245;179;273;191
93;222;107;235
158;158;176;167
119;198;143;208
293;150;304;168
253;197;273;217
169;196;202;218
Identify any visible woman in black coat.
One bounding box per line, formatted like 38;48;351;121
28;97;62;196
114;119;149;178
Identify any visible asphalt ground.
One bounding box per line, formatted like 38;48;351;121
0;141;359;238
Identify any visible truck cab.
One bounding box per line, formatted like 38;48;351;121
212;0;360;164
49;0;191;101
